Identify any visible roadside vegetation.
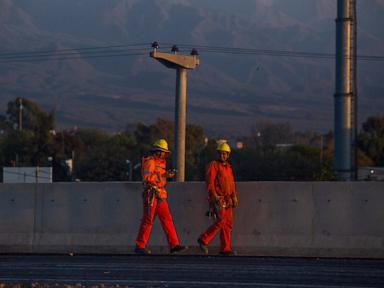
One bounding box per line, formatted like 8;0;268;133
0;98;382;182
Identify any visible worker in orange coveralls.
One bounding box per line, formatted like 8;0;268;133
135;139;188;255
198;142;238;256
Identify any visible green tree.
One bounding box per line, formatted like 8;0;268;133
5;97;55;132
0;98;56;168
0;115;7;134
0;129;35;166
358;116;384;166
234;144;325;181
185;124;206;180
77;131;136;181
249;122;294;150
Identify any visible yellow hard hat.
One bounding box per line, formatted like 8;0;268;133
217;142;231;153
152;139;170;153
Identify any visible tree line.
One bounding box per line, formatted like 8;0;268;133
0;98;383;182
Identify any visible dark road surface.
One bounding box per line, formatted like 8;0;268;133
0;255;383;287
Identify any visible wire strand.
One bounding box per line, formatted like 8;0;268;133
0;43;383;63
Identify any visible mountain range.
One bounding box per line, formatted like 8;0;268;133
1;0;383;137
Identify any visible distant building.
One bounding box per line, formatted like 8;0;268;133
275;143;294;150
358;167;384;181
3;167;52;183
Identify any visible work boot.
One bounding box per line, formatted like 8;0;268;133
219;250;236;256
197;238;208;255
134;247;151;255
170;245;188;254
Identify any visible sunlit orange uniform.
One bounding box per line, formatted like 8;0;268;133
206;160;237;202
141;155;168;199
135;155;179;249
199;160;237;253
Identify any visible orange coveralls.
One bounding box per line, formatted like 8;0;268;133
135;155;179;249
199;160;237;253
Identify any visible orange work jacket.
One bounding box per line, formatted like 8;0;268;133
141;155;168;199
205;160;237;200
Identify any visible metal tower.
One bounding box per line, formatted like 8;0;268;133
334;0;357;180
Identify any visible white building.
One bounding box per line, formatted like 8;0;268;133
3;167;52;183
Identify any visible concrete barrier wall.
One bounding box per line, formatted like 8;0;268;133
0;182;383;258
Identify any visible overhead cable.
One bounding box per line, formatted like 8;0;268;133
0;43;383;63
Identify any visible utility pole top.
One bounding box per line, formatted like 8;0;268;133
149;42;200;182
150;50;199;70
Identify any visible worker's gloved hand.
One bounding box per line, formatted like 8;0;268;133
209;193;220;204
232;196;238;208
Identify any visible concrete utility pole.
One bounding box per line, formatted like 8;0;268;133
150;42;200;182
334;0;357;180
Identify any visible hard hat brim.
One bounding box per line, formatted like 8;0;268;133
217;149;230;153
152;147;171;153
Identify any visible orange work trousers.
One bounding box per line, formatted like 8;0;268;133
135;197;179;249
199;207;233;252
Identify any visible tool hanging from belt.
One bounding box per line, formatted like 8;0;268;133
205;195;232;220
143;184;161;214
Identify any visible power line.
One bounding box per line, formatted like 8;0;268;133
175;44;384;62
0;43;151;63
0;51;148;63
0;43;151;57
0;43;383;63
